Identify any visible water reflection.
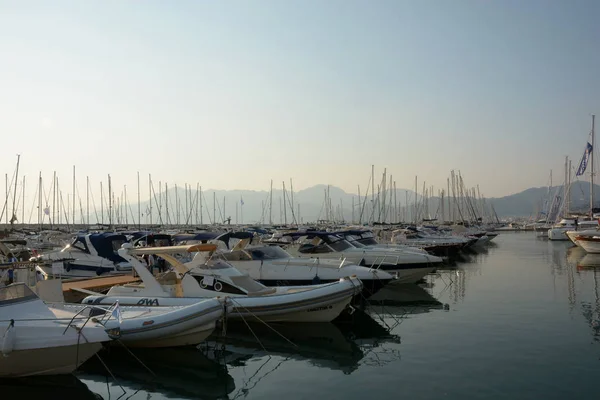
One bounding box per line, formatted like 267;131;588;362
0;375;101;399
78;346;234;399
577;253;600;269
207;311;401;375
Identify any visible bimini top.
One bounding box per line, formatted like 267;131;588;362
215;231;254;249
87;233;128;263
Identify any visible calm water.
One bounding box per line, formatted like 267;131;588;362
4;232;600;399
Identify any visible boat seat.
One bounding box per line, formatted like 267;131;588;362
246;287;277;297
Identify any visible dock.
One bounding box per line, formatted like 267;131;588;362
62;274;140;303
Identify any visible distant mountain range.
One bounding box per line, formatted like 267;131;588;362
49;181;598;225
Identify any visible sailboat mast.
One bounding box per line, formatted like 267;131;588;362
591;114;595;217
72;165;75;226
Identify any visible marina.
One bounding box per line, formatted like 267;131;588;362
1;232;599;399
3;1;600;398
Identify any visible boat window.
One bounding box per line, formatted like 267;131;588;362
0;284;38;305
221;251;253;262
230;274;268;293
249;246;291;260
357;238;378;246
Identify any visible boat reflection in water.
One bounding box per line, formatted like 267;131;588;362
0;375;102;399
207;316;397;375
78;346;235;399
577;253;600;269
367;283;445;311
566;245;588;269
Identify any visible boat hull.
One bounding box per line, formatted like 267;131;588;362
548;228;571;241
83;278;362;323
577;238;600;254
0;343;102;377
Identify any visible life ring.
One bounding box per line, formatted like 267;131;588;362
214;281;223;292
200;280;208;288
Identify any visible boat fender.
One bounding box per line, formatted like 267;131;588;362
312;275;321;285
2;320;15;357
214;281;223;292
64;261;71;272
96;268;103;276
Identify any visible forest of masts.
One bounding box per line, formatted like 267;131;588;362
0;158;499;231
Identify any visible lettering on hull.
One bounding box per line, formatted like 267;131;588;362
136;298;160;306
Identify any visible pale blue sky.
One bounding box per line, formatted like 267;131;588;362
1;0;599;206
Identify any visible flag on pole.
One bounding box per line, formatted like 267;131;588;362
111;300;123;325
576;142;593;176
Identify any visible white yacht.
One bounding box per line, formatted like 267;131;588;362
0;283;109;377
180;231;393;298
34;233;132;278
283;232;440;284
82;243;362;323
548;219;577;241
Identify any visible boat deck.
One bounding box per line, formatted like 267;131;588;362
62;274;140;303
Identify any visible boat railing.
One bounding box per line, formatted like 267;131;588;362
371;254;400;270
61;304;106;335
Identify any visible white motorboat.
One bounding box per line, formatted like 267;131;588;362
548;219;577;241
284;232;440;284
575;235;600;254
0;283;109;377
181;231;393;298
566;220;600;246
82;243;362;323
34;233;132;278
36;278;229;348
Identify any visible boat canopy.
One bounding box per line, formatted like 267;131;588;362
216;232;254;249
172;232;220;243
88;233;128;263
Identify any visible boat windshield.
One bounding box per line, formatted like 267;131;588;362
68;237;89;253
230;274;268;292
325;235;354;251
0;284;38;305
248;246;291;260
345;235;366;248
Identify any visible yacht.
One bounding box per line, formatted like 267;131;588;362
0;283;109;377
33;233;131;278
565;220;599;246
82;243;362;323
179;231;393;298
283;232;439;284
548;219;577;241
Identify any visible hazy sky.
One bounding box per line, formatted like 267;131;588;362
2;0;600;208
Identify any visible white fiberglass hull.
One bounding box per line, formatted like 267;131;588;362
577;239;600;254
60;299;227;348
388;267;436;285
291;251;439;284
83;277;362;323
0;342;102;377
548;228;572;241
566;230;598;246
